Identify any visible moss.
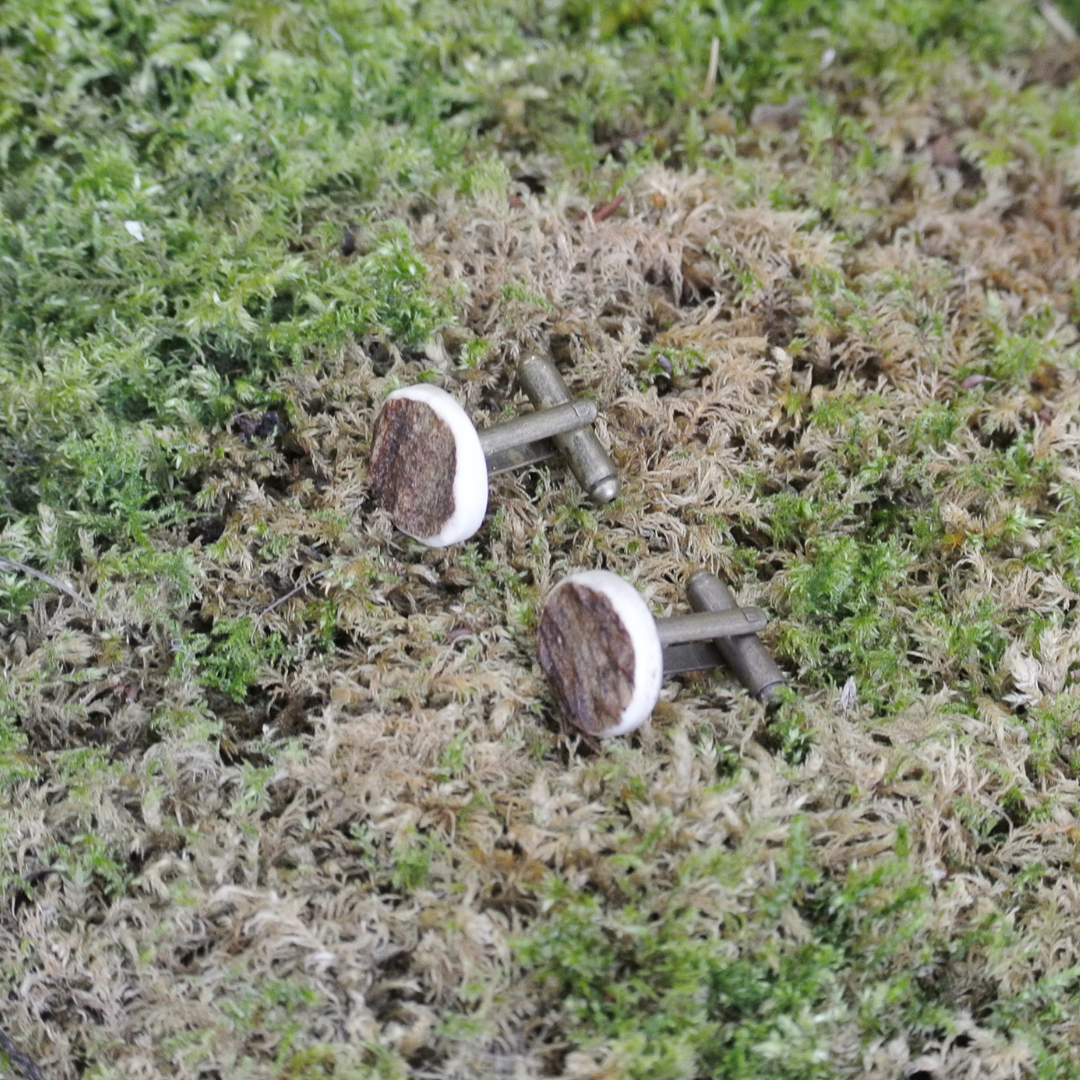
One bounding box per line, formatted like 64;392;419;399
4;1;1080;1077
518;823;942;1079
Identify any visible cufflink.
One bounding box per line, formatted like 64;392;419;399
369;352;619;547
537;569;785;737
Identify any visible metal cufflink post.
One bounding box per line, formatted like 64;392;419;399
369;353;618;548
537;568;784;738
663;571;787;702
498;353;620;504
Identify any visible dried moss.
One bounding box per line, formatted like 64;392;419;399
4;1;1080;1078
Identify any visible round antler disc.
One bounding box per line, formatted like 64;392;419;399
538;570;663;737
369;385;488;547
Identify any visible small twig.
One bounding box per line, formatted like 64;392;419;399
0;556;91;609
1039;0;1077;42
259;568;331;618
704;36;720;97
0;1026;51;1080
591;195;624;223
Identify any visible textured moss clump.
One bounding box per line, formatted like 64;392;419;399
4;2;1080;1078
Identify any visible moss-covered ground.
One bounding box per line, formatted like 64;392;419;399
4;1;1080;1076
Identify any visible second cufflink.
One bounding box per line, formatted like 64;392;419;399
537;569;783;737
369;352;619;547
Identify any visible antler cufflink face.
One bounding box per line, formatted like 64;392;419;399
369;353;618;548
369;384;489;548
537;569;781;737
538;570;665;738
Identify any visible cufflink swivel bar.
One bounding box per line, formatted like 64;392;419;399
656;601;767;649
494;354;622;505
479;353;620;507
660;571;787;701
477;398;599;463
506;352;621;504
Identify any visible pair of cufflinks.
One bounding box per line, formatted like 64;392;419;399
369;351;786;736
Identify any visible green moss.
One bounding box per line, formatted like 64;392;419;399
46;829;132;899
0;694;33;791
763;692;816;765
522;812;1080;1076
518;823;928;1080
171;615;287;703
390;827;446;893
1025;695;1080;781
0;0;1043;599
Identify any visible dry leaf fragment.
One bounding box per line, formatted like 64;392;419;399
929;134;961;169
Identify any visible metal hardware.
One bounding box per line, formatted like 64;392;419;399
370;360;617;546
655;606;767;646
478;399;597;460
516;352;620;504
537;567;782;738
661;571;787;700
